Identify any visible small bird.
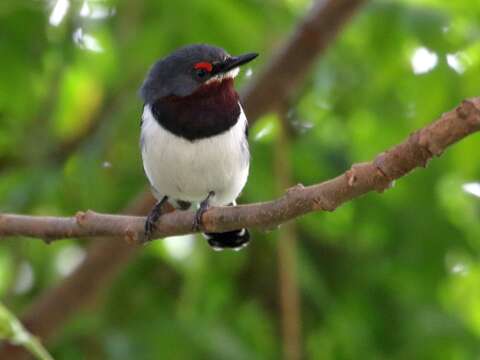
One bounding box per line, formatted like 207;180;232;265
139;44;258;250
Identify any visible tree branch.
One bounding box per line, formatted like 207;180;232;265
276;113;302;360
2;98;479;242
0;192;155;358
241;0;366;120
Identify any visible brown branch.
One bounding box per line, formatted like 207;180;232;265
275;113;302;360
1;98;479;242
241;0;366;120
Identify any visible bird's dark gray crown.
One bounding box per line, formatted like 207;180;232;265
140;44;229;103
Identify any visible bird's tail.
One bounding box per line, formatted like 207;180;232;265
204;228;250;251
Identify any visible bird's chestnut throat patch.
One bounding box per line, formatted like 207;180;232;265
151;79;241;141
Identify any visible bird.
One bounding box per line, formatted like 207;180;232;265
139;44;258;250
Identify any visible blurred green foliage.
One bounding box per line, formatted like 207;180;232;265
0;302;53;360
1;0;480;359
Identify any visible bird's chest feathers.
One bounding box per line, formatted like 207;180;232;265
141;104;249;203
151;79;240;141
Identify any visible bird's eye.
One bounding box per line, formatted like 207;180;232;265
194;62;212;79
196;68;207;78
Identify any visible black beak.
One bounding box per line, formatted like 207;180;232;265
213;52;259;75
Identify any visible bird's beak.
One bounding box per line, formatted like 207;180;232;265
213;52;259;75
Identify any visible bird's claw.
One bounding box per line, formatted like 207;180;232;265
193;207;207;231
192;191;214;231
143;215;157;243
142;197;168;244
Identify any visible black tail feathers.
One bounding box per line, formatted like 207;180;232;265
204;228;250;251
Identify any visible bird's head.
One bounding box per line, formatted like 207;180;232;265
140;44;258;103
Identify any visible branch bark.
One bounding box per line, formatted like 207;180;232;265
276;113;302;360
1;98;479;242
241;0;366;120
0;192;155;358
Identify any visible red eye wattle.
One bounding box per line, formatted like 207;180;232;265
194;62;213;72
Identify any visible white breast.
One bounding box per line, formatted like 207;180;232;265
141;104;250;206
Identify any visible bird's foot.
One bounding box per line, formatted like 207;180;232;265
143;196;168;243
193;191;215;231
